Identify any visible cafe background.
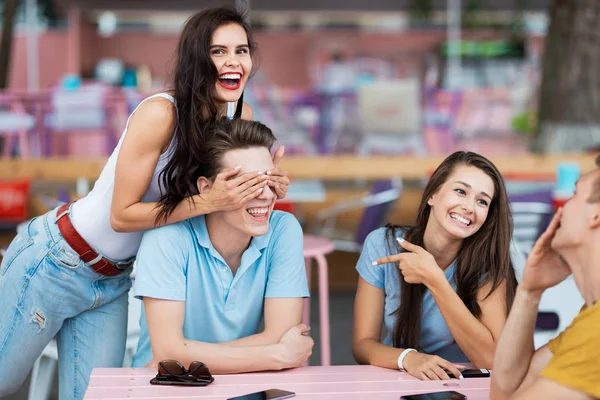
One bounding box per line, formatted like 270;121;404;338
0;0;598;398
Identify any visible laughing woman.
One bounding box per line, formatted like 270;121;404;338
353;151;519;381
0;6;289;400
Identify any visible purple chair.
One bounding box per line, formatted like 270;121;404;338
314;179;402;252
42;84;115;156
509;189;554;254
0;94;35;158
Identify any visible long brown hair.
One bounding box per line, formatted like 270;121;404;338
157;6;258;225
389;151;517;350
155;118;275;222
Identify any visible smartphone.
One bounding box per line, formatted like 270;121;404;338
226;388;296;400
449;368;490;379
400;391;466;400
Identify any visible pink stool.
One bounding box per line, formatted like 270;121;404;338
302;234;335;366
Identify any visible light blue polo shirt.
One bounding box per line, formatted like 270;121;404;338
131;211;309;367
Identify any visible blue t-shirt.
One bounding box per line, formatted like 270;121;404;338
356;228;525;362
131;211;310;367
356;228;469;362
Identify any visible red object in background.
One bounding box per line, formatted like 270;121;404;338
0;179;32;221
552;196;569;211
273;200;296;214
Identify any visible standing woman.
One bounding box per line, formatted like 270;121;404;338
353;151;518;381
0;7;289;399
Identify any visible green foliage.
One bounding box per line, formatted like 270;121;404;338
512;110;537;137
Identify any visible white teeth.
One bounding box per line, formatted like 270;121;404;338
450;214;470;225
220;73;241;79
247;208;268;215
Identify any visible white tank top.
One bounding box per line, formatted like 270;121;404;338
69;93;178;261
71;93;238;260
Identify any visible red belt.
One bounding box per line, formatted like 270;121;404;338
56;202;132;277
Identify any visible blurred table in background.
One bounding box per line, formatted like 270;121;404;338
0;153;596;181
286;180;326;203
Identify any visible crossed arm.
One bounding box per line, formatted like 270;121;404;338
144;296;310;374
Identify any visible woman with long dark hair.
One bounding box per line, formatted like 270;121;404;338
352;151;518;381
0;7;289;399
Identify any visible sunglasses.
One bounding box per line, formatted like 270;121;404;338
150;359;215;387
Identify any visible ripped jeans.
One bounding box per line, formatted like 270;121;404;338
0;207;132;400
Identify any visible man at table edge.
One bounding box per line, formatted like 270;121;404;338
130;118;314;374
491;153;600;400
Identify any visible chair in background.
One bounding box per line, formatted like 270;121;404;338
42;84;116;157
314;179;402;253
0;94;36;158
354;79;425;156
302;235;335;366
510;190;554;254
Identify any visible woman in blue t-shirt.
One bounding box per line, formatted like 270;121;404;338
353;151;518;380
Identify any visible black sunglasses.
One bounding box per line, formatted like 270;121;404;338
150;359;214;387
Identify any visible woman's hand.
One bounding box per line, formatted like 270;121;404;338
268;146;290;199
202;166;269;212
374;238;445;287
403;351;464;381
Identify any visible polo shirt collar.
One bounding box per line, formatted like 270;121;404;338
190;215;273;253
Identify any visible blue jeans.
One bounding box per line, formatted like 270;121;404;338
0;206;132;400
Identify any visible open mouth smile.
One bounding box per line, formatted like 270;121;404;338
246;207;269;222
218;73;242;90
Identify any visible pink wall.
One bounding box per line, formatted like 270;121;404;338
9;30;70;89
7;28;537;90
91;32;178;84
91;29;520;88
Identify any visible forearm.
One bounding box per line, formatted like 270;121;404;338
223;331;282;347
491;286;541;397
155;338;282;374
352;338;403;370
111;196;212;232
429;279;497;367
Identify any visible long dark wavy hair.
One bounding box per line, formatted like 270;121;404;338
156;6;258;225
155;118;276;222
388;151;517;350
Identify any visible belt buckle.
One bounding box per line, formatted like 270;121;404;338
114;260;133;271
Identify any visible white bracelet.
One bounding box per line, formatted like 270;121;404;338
397;348;416;371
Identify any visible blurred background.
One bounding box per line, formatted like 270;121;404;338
0;0;598;398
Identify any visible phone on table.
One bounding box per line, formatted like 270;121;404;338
400;391;466;400
449;368;490;379
226;388;296;400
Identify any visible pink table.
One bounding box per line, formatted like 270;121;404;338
85;365;491;399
